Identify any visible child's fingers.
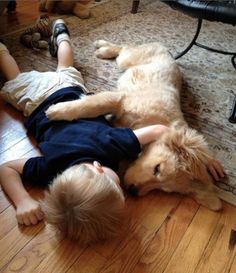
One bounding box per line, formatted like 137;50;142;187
211;160;225;178
208;165;219;181
23;216;31;226
207;159;225;181
16;214;23;225
29;213;39;225
36;209;44;221
17;212;42;226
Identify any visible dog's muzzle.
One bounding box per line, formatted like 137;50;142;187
127;184;139;197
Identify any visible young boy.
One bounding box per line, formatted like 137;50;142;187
0;20;225;245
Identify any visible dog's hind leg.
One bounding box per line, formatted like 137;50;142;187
94;40;122;59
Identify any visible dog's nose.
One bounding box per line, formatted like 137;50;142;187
127;184;139;197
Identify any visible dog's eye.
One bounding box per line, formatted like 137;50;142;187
153;164;160;175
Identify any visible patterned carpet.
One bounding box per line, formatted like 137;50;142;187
1;0;236;205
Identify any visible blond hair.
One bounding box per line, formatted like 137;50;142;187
41;164;125;245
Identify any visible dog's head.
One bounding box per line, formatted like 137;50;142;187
124;127;214;197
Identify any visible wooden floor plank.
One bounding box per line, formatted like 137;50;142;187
228;252;236;273
131;197;199;273
0;137;37;164
92;193;181;260
162;206;222;273
193;203;236;273
1;225;62;273
91;194;159;259
0;0;40;35
0;223;44;271
66;249;106;273
0;206;18;241
33;239;85;273
0;191;11;213
96;193;182;273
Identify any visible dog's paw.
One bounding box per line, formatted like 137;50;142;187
93;40;110;49
207;197;223;211
95;48;106;59
95;47;116;59
195;195;223;211
45;103;69;121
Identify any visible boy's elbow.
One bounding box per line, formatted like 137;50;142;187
0;163;10;174
0;162;23;183
154;124;169;139
0;164;12;185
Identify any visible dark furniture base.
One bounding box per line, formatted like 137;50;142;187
131;0;140;14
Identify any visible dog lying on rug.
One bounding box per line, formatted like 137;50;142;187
39;0;92;19
46;40;223;211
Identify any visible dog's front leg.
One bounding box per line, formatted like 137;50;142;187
46;91;123;121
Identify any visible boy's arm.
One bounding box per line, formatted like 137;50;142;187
0;159;44;225
133;124;169;146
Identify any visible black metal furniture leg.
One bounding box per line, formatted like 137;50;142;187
231;55;236;70
131;0;140;14
7;0;16;13
229;95;236;123
174;19;202;60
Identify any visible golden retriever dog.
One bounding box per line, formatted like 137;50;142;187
46;40;222;211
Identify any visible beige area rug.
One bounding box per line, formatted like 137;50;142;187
1;0;236;205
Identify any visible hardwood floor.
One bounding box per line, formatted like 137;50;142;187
0;0;40;36
0;1;236;273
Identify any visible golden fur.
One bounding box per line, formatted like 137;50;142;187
46;40;222;211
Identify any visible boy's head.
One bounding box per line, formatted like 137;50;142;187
41;163;125;245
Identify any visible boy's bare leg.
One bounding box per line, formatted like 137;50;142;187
57;40;74;69
49;19;73;69
0;43;20;81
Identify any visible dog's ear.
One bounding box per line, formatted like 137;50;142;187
166;128;213;184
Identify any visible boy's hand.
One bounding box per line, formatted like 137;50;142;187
16;197;44;226
0;159;44;226
207;159;225;181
